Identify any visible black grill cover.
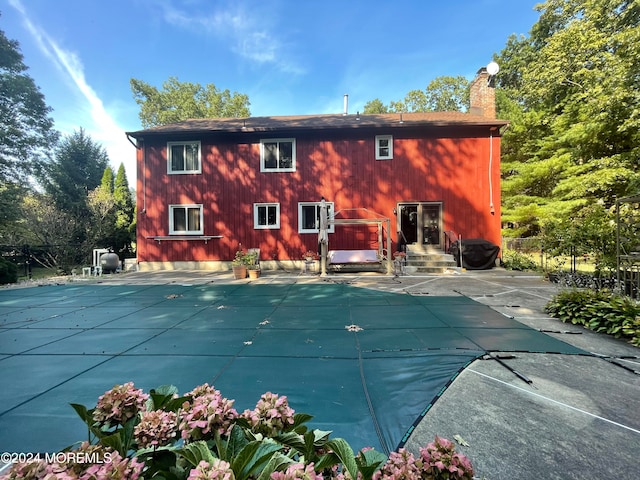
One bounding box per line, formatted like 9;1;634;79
450;238;500;270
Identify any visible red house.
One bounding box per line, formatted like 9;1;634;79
126;68;508;272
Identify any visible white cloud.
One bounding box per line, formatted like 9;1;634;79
158;0;304;74
8;0;137;183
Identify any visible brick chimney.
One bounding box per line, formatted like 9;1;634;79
469;67;496;118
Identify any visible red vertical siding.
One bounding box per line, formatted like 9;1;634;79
137;126;502;263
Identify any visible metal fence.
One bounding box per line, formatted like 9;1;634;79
502;237;639;300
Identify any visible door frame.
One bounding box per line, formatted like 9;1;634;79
397;202;443;248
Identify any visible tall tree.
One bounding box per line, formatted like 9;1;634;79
37;128;109;215
497;0;640;237
0;24;57;182
131;76;251;127
113;163;135;255
101;165;114;192
0;23;57;234
363;76;470;114
19;193;81;270
362;98;389;114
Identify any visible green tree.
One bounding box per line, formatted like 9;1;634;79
38;128;110;215
425;76;470;111
362;98;388;114
0;23;57;235
497;0;640;238
86;183;117;253
363;76;470;114
113;163;135;255
131;76;251;127
19;193;80;270
101;165;114;192
85;164;135;257
0;24;57;182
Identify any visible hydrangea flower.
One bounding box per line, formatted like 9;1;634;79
373;448;421;480
270;462;322;480
82;450;145;480
0;443;142;480
187;459;235;480
92;382;149;428
418;436;473;480
241;392;295;436
134;409;179;448
0;459;55;480
179;384;238;441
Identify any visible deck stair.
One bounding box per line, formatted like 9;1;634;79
403;244;459;274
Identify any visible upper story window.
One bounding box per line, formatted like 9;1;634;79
169;204;203;234
298;201;335;234
168;141;201;174
375;135;393;160
254;203;280;229
260;138;296;172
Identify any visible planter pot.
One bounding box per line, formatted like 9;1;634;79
248;269;261;279
232;265;247;279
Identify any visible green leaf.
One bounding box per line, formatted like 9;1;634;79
231;440;283;480
100;430;124;454
355;449;387;480
216;425;250;462
149;385;181;410
325;439;358;480
256;452;296;480
273;431;306;455
292;413;313;430
176;441;217;467
70;403;91;424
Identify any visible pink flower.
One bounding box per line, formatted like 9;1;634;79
92;382;149;428
270;463;322;480
240;392;295;436
134;409;178;448
417;436;474;480
373;449;420;480
81;450;144;480
179;384;238;441
0;444;143;480
187;460;235;480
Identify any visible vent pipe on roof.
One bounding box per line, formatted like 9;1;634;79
343;94;348;115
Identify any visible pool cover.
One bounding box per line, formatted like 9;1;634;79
0;283;586;455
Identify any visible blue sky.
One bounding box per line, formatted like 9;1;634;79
2;0;541;182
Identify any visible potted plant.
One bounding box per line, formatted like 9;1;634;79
303;250;319;262
232;249;249;279
248;264;261;279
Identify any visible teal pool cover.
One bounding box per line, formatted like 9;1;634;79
0;283;585;455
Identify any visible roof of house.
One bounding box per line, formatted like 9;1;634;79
126;112;509;138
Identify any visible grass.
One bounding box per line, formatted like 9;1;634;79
505;250;598;273
16;265;79;282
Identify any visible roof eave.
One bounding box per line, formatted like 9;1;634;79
125;118;509;139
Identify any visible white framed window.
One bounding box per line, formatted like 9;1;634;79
169;204;203;234
260;138;296;172
254;203;280;229
375;135;393;160
298;202;335;234
168;141;201;174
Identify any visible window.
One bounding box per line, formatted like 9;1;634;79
168;141;201;173
375;135;393;160
254;203;280;229
298;202;335;234
169;204;203;234
260;138;296;172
